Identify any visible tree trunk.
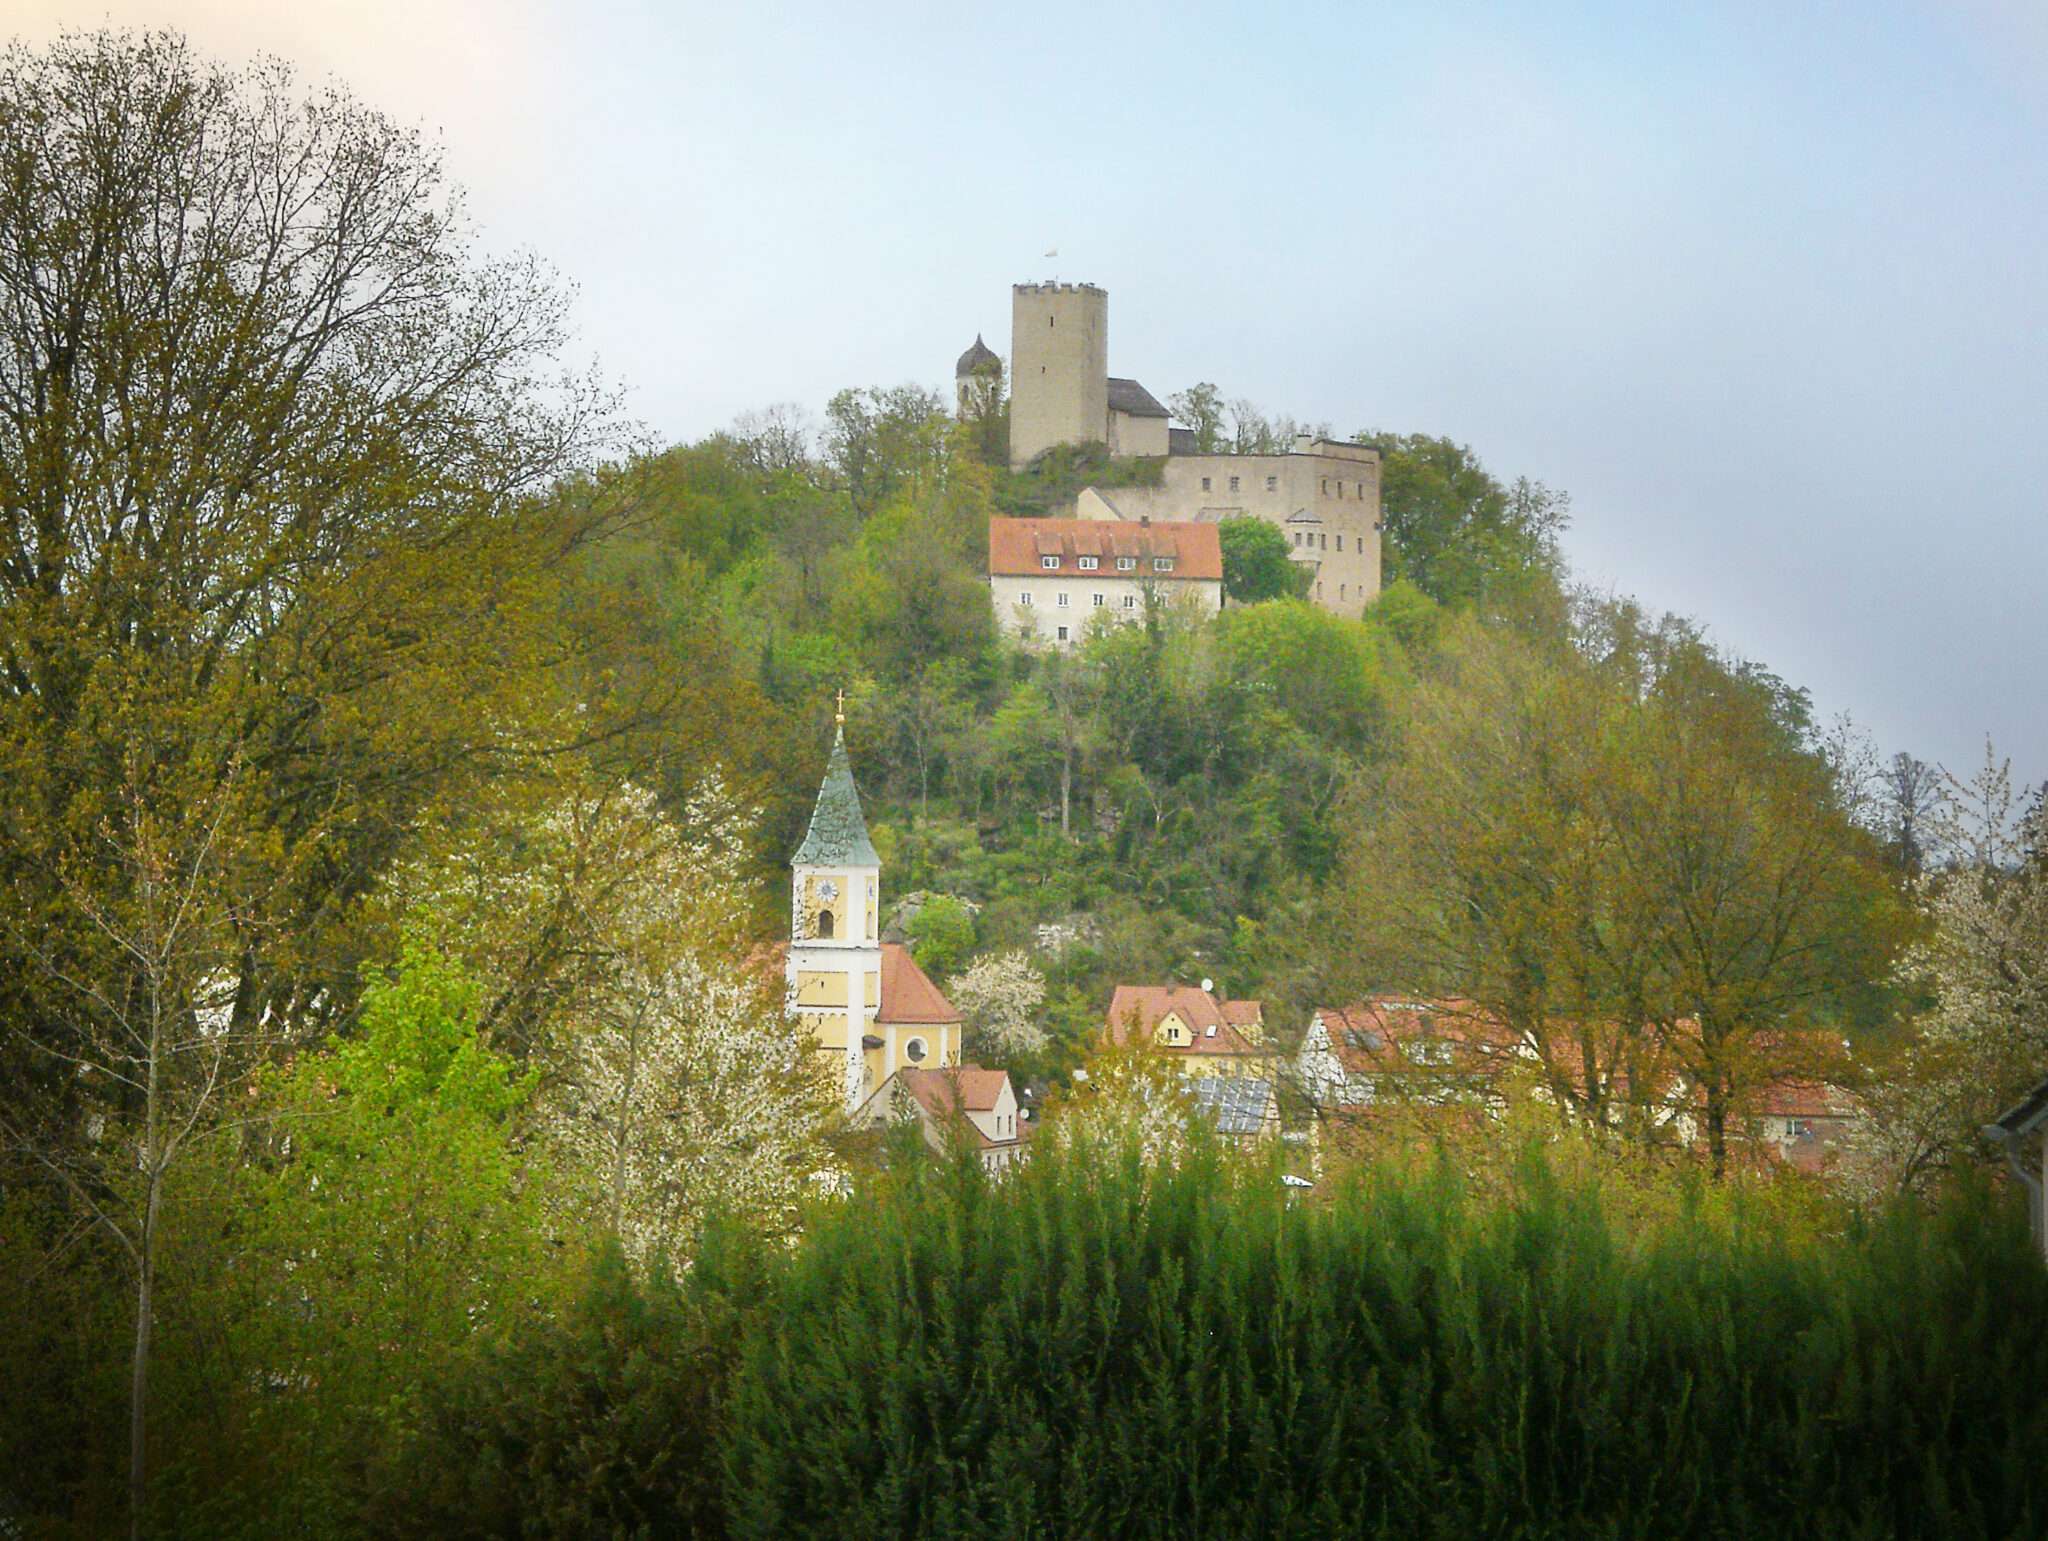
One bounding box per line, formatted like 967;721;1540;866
1706;1088;1728;1180
1059;751;1072;839
130;1174;159;1541
611;1005;644;1237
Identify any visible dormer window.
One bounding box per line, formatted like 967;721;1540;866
1153;557;1174;573
1040;555;1059;570
1078;556;1098;570
1116;556;1136;571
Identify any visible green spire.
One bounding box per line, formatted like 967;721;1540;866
793;725;878;868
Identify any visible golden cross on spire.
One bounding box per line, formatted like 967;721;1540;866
834;687;846;727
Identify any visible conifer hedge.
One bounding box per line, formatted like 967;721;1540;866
381;1139;2048;1539
704;1141;2048;1541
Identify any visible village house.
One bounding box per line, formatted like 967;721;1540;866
852;1065;1028;1174
1299;997;1864;1170
1297;998;1522;1114
987;515;1222;648
1102;982;1265;1076
1754;1076;1862;1174
1686;1031;1863;1173
1986;1074;2048;1261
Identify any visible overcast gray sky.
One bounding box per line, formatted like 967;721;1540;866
21;0;2048;788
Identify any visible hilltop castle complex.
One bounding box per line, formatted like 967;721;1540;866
959;283;1384;618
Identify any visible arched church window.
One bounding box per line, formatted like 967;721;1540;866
816;909;834;939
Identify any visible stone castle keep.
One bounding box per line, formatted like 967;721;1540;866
960;283;1384;616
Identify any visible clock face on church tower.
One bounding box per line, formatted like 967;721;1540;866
818;879;839;903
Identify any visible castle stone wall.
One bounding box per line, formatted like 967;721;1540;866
1010;283;1109;468
1086;440;1384;614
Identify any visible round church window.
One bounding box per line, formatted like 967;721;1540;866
905;1037;928;1064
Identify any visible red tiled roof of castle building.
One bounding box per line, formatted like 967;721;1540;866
988;517;1223;581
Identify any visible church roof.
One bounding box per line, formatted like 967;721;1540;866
956;334;1001;376
792;726;879;868
879;943;960;1025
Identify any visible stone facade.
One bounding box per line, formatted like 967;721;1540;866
1009;283;1109;470
1083;438;1383;616
962;282;1384;616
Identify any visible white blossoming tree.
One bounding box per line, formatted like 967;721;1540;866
947;950;1048;1063
1847;746;2048;1194
1041;1046;1200;1164
548;948;834;1265
386;763;837;1266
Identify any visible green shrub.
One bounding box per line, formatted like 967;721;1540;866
907;895;976;979
713;1141;2048;1540
367;1241;736;1539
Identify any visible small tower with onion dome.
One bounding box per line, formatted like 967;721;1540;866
954;333;1003;422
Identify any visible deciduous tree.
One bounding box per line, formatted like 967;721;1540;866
948;951;1048;1062
0;29;638;1124
1217;517;1309;605
1851;748;2047;1192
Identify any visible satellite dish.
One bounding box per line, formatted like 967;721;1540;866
1200;977;1214;994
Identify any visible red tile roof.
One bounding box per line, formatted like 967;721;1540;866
897;1065;1010;1116
887;1066;1021;1151
1312;998;1521;1076
1105;984;1263;1056
753;940;959;1027
1754;1078;1859;1121
988;517;1224;581
879;942;959;1025
1313;1000;1863;1138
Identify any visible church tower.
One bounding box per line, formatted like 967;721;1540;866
955;334;1003;419
787;706;884;1112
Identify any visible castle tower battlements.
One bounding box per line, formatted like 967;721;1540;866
1009;281;1109;470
